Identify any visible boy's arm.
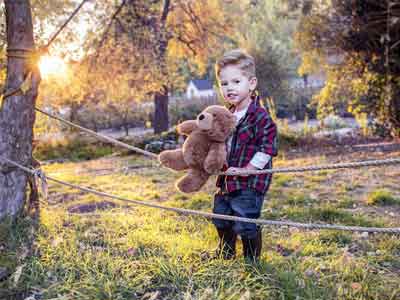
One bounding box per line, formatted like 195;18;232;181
227;116;277;175
254;115;278;159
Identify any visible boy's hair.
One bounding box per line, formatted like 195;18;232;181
215;49;256;78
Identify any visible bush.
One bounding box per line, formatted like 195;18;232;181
135;129;180;153
34;136;114;161
366;189;399;206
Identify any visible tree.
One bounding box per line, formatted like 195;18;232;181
93;0;231;134
220;0;302;117
295;0;400;136
0;0;40;221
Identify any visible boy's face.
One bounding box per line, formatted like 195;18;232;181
218;64;257;108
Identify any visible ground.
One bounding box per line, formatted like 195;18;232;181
1;139;400;299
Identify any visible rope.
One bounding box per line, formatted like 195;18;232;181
0;157;48;197
34;107;158;159
222;158;400;175
1;156;400;234
34;106;400;174
45;0;90;49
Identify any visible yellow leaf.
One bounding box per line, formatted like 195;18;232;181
0;94;4;108
20;72;32;94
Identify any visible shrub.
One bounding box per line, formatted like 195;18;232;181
34;136;114;161
366;189;399;206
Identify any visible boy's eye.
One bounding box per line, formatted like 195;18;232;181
221;82;228;86
234;80;240;84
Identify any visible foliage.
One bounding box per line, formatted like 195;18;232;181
295;0;400;137
223;0;302;118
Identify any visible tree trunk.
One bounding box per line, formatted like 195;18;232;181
0;0;40;221
153;0;170;134
123;110;129;136
153;85;169;134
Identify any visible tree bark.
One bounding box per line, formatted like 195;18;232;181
153;85;169;134
0;0;40;221
153;0;170;134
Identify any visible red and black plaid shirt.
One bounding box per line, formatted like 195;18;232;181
216;97;278;194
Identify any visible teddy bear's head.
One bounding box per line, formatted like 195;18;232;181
196;105;236;142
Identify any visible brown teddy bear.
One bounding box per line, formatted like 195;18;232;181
159;105;236;193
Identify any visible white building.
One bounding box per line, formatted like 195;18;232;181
186;79;216;99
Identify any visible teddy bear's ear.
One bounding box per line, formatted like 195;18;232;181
177;120;198;136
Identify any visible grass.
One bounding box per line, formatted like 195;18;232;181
1;150;400;299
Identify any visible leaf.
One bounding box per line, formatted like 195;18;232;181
20;72;32;94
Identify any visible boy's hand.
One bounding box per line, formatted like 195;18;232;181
226;164;257;176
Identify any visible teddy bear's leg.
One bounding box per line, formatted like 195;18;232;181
158;149;189;171
204;143;227;174
176;169;210;193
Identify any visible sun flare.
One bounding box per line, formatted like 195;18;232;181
39;55;69;78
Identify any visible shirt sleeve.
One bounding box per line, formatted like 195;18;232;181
255;115;278;158
249;152;272;169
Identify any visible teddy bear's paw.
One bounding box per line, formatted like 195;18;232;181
176;171;209;193
204;158;224;174
204;163;221;175
158;150;188;171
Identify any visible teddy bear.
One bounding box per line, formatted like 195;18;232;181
158;105;236;193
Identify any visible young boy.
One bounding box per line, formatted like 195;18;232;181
213;49;278;262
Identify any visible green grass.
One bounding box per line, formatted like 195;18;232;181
1;153;400;299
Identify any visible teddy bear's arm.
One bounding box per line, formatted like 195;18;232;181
159;149;189;171
177;120;198;136
204;143;227;174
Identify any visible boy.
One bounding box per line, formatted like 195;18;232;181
213;49;278;262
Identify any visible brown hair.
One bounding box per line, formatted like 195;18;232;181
215;49;256;78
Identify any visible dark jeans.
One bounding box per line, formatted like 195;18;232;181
212;189;265;239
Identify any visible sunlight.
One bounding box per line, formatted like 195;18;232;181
39;55;69;78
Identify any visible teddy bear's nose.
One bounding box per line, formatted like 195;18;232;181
198;114;205;120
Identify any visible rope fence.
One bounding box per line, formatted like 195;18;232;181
2;0;400;234
1;156;400;234
34;107;400;175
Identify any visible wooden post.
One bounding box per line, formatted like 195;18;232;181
0;0;40;220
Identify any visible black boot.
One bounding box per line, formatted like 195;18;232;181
216;227;237;259
242;228;262;262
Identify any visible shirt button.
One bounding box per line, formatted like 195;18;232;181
233;176;237;180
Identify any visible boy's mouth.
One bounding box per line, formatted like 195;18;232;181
226;92;237;99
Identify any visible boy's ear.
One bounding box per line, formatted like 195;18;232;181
249;76;257;91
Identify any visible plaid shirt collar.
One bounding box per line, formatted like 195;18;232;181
228;95;260;123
